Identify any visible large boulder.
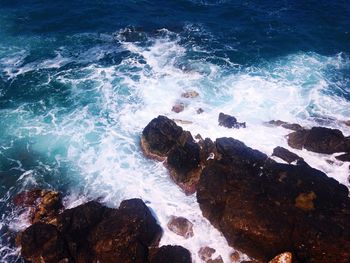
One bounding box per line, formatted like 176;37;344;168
287;127;350;154
142;116;201;194
197;137;350;262
18;198;163;263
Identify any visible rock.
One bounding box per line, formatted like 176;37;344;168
230;251;240;262
13;189;63;224
172;103;185;113
267;120;303;131
335;153;350;162
218;113;246;129
19;222;71;263
181;90;199;98
167;216;194;238
272;146;303;163
208;256;224;263
197;108;204;114
268;252;292;263
198;246;216;261
287;127;350;154
197;137;350;262
172;119;193;125
142;116;201;194
150;245;191;263
141;116;183;160
19;198;162;263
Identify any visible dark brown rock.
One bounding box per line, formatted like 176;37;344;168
13;189;63;224
335;153;350;162
198;246;216;261
197;108;204;114
267;120;303;131
272;146;303;163
150;245;191;263
287;127;350;154
167;216;194;238
219;113;246;129
197;137;350;262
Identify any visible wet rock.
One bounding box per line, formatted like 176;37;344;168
268;252;292;263
19;222;71;263
198;246;216;261
167;216;194;238
230;251;240;262
208;256;224;263
335;152;350;162
19;198;162;263
150;245;191;263
197;108;204;114
172;118;193;125
141;116;183;160
267;120;303;131
13;189;63;224
181;90;199;98
142;116;201;194
197;137;350;262
287;127;350;154
218;113;246;129
272;146;303;163
172;103;185;113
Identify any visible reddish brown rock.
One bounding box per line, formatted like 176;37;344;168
172;103;185;113
198;246;216;261
13;189;63;224
197;137;350;262
167;216;194;238
268;252;292;263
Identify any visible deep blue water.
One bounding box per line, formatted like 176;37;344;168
0;1;349;262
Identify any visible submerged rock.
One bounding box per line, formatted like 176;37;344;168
172;102;185;113
267;120;303;131
181;90;199;98
272;146;303;163
13;189;63;224
218;112;246;129
197;137;350;262
198;246;216;261
287;127;350;154
18;198;163;263
167;216;194;238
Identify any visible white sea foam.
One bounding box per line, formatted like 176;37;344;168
1;29;350;262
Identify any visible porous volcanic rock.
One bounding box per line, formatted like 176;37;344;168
149;245;192;263
287;127;350;154
197;137;350;262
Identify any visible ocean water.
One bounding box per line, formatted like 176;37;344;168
0;1;349;262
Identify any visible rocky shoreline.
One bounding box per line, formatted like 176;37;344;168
13;115;350;263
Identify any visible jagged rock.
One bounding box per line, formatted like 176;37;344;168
13;189;63;224
269;252;292;263
167;216;193;238
181;90;199;98
335;153;350;162
267;120;303;131
272;146;303;163
287;127;350;154
142;116;201;194
18;198;162;263
172;103;185;113
198;247;216;261
150;245;191;263
197;137;350;262
218;113;246;129
141;116;183;160
230;251;240;262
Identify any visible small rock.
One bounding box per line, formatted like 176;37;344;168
267;120;302;131
272;147;303;164
197;108;204;114
172;103;185;113
181;90;199;98
218;112;246;129
198;246;216;261
268;252;292;263
230;251;240;262
208;256;224;263
167;216;194;238
335;153;350;162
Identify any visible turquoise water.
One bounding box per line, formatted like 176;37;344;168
0;1;349;262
